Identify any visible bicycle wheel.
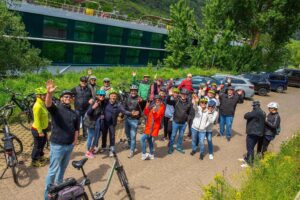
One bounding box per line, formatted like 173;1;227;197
9;156;19;186
116;167;132;200
0;134;23;155
18;110;33;130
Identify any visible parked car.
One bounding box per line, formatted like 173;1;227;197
173;76;220;90
275;68;300;87
211;74;255;101
240;74;271;96
262;73;288;93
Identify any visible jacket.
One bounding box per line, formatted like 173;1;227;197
71;85;93;111
123;95;142;119
219;93;241;116
264;112;281;136
244;106;266;136
85;100;107;129
206;110;219;131
104;101;128;126
192;105;209;131
166;96;192;124
132;76;151;100
32;98;49;134
143;103;165;137
178;79;193;92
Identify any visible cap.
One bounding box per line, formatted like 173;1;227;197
60;90;74;98
35;87;47;95
89;75;97;80
252;101;260;106
208;100;216;107
103;78;110;82
80;76;88;82
180;89;189;95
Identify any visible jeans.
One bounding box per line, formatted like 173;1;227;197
169;121;187;150
219;114;234;138
86;128;97;150
140;134;154;155
125;118;139;151
191;128;206;154
44;143;74;200
102;122;116;151
244;135;261;164
31;129;47;162
206;131;214;155
76;109;87;137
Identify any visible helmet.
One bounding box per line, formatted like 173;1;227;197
103;78;110;82
80;76;88;82
154;95;162;100
130;85;138;90
35;87;47;95
200;98;208;103
252;101;260;107
89;75;97;81
267;102;279;109
208;90;216;94
109;89;118;95
227;86;235;90
96;90;106;96
60;90;74;98
180;89;189;95
172;88;180;93
208;100;216;107
211;82;217;86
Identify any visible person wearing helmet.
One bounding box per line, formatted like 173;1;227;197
44;80;80;199
257;102;281;156
71;76;93;138
100;78;114;98
123;85;143;158
101;89;127;157
205;90;220;110
140;95;165;160
31;87;49;167
88;75;98;98
167;88;193;154
241;101;266;167
163;87;179;141
84;90;107;158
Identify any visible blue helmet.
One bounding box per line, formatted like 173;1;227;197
207;100;216;107
96;90;106;96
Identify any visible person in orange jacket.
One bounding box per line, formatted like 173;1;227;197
140;95;165;160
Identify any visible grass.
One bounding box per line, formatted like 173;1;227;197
202;132;300;200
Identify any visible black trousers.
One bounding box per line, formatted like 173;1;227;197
163;117;172;139
245;134;262;164
257;136;274;155
101;122;116;149
31;129;47;162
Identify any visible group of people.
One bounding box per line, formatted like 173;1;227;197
29;70;281;200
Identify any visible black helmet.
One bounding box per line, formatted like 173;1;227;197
130;85;138;90
252;101;260;107
60;90;74;98
180;89;189;95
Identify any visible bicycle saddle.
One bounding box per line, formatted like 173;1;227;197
72;157;88;169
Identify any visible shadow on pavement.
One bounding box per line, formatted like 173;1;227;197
117;185;151;200
86;164;110;184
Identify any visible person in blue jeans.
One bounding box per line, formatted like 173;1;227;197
44;80;80;200
218;86;243;141
123;85;143;158
167;89;192;154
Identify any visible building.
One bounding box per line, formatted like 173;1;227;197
6;0;168;66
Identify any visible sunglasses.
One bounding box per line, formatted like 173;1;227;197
200;102;207;104
63;95;72;99
81;81;87;83
104;81;110;83
97;94;105;97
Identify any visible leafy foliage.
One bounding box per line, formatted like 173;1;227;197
286;39;300;67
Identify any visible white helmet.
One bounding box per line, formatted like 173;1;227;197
267;102;279;109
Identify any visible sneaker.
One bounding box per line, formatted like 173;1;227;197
85;151;95;159
128;151;134;159
240;163;249;168
176;148;185;154
226;137;231;142
92;147;99;154
190;150;196;156
109;151;114;157
99;148;106;154
168;148;174;154
209;154;214;160
238;158;246;162
141;153;149;160
39;157;50;163
31;160;47;167
148;154;155;160
200;154;204;160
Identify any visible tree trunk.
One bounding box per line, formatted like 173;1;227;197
250;29;260;49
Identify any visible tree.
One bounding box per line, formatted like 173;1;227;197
163;0;198;68
286;39;300;67
0;2;50;75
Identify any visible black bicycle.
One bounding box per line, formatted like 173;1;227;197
48;150;132;200
0;104;23;186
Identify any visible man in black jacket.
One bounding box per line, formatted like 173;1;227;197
218;86;243;141
71;76;93;138
44;80;80;200
242;101;266;167
167;89;193;154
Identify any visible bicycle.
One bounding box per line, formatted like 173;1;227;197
0;104;23;186
48;149;133;200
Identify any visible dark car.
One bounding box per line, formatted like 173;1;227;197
275;68;300;87
241;74;271;96
263;73;288;93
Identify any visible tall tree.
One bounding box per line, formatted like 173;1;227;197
0;2;49;75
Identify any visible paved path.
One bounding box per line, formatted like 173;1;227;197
0;87;299;200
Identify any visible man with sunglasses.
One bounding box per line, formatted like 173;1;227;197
44;80;80;200
100;78;114;98
132;71;152;111
71;76;93;139
88;75;98;98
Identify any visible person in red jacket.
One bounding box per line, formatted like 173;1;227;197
140;95;165;160
178;73;193;93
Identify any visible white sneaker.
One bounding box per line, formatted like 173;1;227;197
238;158;246;162
93;147;99;154
209;154;214;160
141;153;149;160
148;154;155;160
240;163;249;168
109;151;114;157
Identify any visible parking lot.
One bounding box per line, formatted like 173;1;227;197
0;87;299;200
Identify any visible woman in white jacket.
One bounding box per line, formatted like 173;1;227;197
206;100;219;160
190;96;209;160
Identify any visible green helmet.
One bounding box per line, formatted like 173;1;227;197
35;87;47;95
109;89;118;95
172;88;180;93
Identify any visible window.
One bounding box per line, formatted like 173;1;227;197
269;75;285;81
106;27;123;44
74;21;95;42
125;49;140;64
43;17;67;39
42;42;66;63
148;51;160;64
104;47;121;64
231;79;246;84
127;30;143;46
292;71;300;77
73;45;92;63
150;33;163;48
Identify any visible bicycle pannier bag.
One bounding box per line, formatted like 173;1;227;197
57;185;85;200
